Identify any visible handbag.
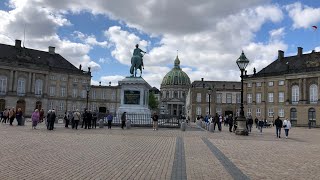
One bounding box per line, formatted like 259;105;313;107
283;124;287;128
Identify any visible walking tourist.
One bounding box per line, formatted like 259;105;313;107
48;109;56;130
68;111;74;128
31;109;40;129
258;119;264;134
16;108;23;126
107;113;113;129
86;110;92;129
255;117;258;128
228;114;233;132
39;109;44;123
247;115;253;133
218;114;222;131
46;110;51;129
121;112;126;129
73;109;81;130
213;113;219;131
64;111;69;128
9;107;15;126
152;112;159;130
274;116;282;138
2;108;8;123
92;111;97;129
283;118;292;138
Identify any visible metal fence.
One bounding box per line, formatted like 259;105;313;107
99;113;181;128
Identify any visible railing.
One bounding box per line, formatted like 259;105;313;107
99;113;181;128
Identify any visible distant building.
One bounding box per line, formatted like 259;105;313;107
186;79;241;121
0;40;120;118
244;47;320;127
160;56;191;116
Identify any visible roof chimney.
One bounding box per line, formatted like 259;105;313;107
79;64;82;70
48;46;55;54
88;67;91;72
278;50;284;61
201;78;204;81
15;40;21;48
297;47;303;57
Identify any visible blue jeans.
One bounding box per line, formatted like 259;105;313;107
276;127;281;137
284;129;289;137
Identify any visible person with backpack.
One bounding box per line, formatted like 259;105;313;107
258;119;264;134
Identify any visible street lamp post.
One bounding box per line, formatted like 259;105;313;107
86;85;91;110
208;87;212;116
236;51;250;135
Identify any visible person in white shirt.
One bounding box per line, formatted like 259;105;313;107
283;118;292;138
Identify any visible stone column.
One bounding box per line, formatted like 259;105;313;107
299;79;303;102
31;73;35;93
171;104;173;115
13;71;18;92
28;72;32;93
285;79;289;102
9;70;13;91
44;74;48;95
303;78;307;101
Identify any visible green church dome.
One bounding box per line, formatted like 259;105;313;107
161;56;191;86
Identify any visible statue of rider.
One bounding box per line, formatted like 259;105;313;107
133;44;146;68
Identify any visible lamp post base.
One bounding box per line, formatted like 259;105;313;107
235;115;249;136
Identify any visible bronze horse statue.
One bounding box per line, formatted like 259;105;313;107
130;44;146;77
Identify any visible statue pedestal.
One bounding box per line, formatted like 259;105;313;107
117;77;152;116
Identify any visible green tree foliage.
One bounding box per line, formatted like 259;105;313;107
149;92;159;110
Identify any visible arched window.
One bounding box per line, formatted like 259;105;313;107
35;79;43;95
0;76;7;95
308;108;316;127
292;85;299;104
290;108;297;126
309;84;318;103
17;78;26;96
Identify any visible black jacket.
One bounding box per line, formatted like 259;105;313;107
274;118;283;128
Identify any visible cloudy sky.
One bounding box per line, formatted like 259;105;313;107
1;0;320;88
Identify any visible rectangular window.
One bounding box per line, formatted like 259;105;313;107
59;101;64;111
49;101;54;110
61;77;67;81
49;86;56;96
247;108;252;116
72;104;76;111
268;81;274;86
236;93;241;103
206;93;210;102
247;83;252;87
17;78;26;95
226;93;232;103
216;107;222;115
35;80;43;95
111;92;116;101
247;93;252;104
61;87;66;97
256;108;261;117
92;90;96;99
278;80;284;86
72;89;77;98
256;93;261;103
268;93;274;103
196;93;201;102
81;90;86;98
82;79;87;83
50;75;56;80
102;90;106;99
256;82;261;87
206;107;209;114
74;78;78;82
278;108;284;118
268;108;274;117
196;106;201;115
279;92;284;103
0;77;7;94
216;93;222;103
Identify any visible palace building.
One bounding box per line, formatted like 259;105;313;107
0;40;120;118
244;47;320;127
186;79;241;120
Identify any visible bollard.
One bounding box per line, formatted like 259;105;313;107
209;123;214;132
99;119;104;128
181;121;186;131
126;120;131;129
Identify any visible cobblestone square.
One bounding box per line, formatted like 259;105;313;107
0;122;319;180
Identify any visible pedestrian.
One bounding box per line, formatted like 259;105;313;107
2;108;8;123
68;111;74;128
233;117;238;132
247;116;253;133
48;109;56;130
107;113;113;129
218;115;222;131
283;118;292;138
46;110;51;130
274;116;282;138
228;114;233;132
86;110;92;129
152;112;159;130
213;113;219;131
254;117;258;128
16;108;23;126
92;111;97;129
31;109;40;129
64;111;69;128
258;119;264;134
9;107;15;126
73;109;81;130
121;112;126;129
39;109;44;123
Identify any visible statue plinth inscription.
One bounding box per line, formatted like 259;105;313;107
124;90;140;105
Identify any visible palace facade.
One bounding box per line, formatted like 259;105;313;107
244;47;320;127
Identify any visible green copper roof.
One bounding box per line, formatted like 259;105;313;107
161;56;191;86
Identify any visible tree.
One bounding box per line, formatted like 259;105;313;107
149;92;159;110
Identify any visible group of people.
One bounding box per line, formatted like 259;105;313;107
274;116;292;138
1;108;25;126
198;113;236;132
63;109;99;130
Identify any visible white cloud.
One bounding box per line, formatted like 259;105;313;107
269;27;285;42
100;75;125;86
286;2;320;29
73;31;108;47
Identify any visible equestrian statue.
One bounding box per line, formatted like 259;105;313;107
130;44;146;77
